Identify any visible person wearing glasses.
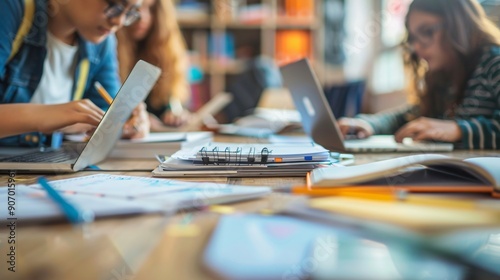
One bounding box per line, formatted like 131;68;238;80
339;0;500;149
0;0;149;147
116;0;192;128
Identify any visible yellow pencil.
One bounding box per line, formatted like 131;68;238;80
291;186;478;210
94;81;139;132
94;81;113;105
334;191;476;210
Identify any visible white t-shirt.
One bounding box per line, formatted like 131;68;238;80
31;31;78;104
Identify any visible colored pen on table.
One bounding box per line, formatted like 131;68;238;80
289;186;479;209
37;177;95;224
289;186;394;197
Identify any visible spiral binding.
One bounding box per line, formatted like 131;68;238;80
198;146;270;165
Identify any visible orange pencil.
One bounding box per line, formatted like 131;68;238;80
94;81;113;105
94;81;139;132
290;186;480;209
290;186;394;196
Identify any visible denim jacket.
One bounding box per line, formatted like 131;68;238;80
0;0;121;147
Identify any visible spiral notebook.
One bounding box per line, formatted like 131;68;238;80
172;142;330;163
152;142;334;177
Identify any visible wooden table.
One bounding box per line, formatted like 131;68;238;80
0;147;498;280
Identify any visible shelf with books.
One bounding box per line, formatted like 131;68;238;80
175;0;323;102
275;20;321;30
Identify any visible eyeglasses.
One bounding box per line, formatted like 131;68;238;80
104;0;141;26
405;23;444;51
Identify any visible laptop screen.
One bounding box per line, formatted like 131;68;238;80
72;60;161;171
280;59;346;152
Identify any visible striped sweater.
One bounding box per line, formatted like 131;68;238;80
357;46;500;150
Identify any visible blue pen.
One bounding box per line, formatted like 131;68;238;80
37;177;95;224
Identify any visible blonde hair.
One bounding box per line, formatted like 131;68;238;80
405;0;500;117
116;0;190;110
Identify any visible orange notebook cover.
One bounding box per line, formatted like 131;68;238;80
302;154;500;198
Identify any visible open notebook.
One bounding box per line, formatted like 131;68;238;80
306;154;500;197
0;174;270;223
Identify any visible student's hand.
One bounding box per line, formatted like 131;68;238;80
161;110;192;127
37;99;104;134
395;117;462;143
122;103;150;139
338;118;374;139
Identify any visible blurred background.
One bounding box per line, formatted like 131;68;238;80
175;0;500;120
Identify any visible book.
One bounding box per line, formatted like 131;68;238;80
0;174;271;223
307;154;500;197
275;30;311;66
208;32;235;64
284;0;314;18
66;132;213;159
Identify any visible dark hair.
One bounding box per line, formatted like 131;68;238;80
405;0;500;117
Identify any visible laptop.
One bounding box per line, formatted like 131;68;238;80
279;58;454;153
0;60;161;172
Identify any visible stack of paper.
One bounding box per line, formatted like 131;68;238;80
152;142;335;177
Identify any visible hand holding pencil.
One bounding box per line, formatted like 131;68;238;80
94;81;150;139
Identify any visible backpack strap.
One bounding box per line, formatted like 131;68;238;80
73;58;90;101
8;0;35;62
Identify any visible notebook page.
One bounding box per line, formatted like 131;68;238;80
28;174;201;198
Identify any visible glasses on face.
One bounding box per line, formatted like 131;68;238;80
104;0;141;26
405;23;444;51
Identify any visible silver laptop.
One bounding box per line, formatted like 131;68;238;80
0;60;161;172
279;59;454;153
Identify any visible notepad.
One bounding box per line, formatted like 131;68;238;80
0;174;271;223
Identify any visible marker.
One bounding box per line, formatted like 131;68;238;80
37;177;95;224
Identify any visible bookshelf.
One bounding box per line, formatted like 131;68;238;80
175;0;324;110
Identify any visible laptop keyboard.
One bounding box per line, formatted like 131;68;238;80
0;149;78;163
